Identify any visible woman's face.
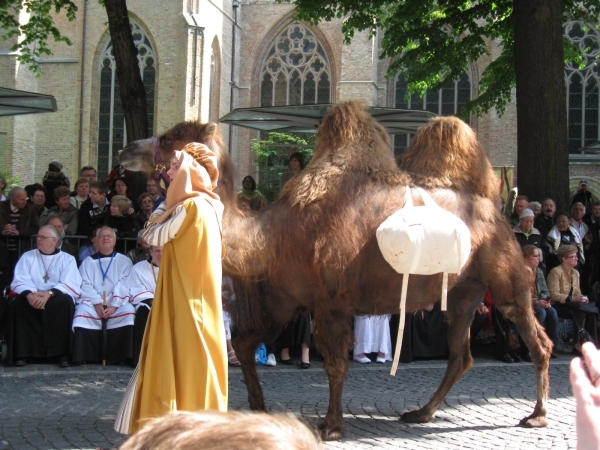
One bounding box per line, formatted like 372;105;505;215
243;177;254;190
114;180;127;195
76;182;90;198
167;156;181;183
525;250;541;269
562;252;578;269
556;215;570;231
57;195;71;211
519;216;534;232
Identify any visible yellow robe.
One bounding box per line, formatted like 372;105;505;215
129;197;227;432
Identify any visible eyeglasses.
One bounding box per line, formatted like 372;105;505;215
567;255;579;259
37;235;56;240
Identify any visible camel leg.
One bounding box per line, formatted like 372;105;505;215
233;330;269;411
497;297;551;427
402;282;486;423
312;307;353;441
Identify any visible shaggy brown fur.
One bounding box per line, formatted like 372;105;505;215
118;101;552;441
400;116;499;201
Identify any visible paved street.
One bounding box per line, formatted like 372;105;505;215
0;356;578;449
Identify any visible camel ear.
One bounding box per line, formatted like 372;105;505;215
205;122;219;138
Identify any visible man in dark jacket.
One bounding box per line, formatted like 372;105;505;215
571;179;594;211
0;186;40;277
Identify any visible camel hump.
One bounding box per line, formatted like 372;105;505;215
319;101;391;150
398;116;499;201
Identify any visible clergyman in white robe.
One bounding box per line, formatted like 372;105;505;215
72;251;133;364
128;259;158;366
353;315;393;363
11;249;82;363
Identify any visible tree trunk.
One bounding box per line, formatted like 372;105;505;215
104;0;148;197
104;0;148;142
513;0;570;210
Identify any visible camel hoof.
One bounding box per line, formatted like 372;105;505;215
520;415;548;428
401;408;433;423
318;421;343;441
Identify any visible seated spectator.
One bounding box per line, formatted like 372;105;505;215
522;245;559;357
106;165;135;201
79;166;97;183
105;195;138;238
394;303;449;364
70;178;90;209
79;226;101;263
78;181;110;238
26;184;48;218
40;186;79;235
0;174;7;201
529;201;542;219
353;315;392;364
42;160;70;208
110;178;132;202
10;224;82;367
534;198;556;239
0;187;39;277
128;245;162;367
237;175;266;211
279;313;311;369
546;211;584;272
72;226;134;365
118;410;322;450
572;202;593;294
127;230;151;265
146;179;165;211
547;244;598;355
47;215;79;261
136;193;153;226
509;195;529;227
513;208;542;249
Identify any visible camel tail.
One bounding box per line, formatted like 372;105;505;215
398;116;499;201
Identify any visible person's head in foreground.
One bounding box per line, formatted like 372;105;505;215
119;410;322;450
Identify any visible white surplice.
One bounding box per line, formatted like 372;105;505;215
128;260;158;311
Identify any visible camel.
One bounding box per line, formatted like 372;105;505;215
119;101;552;441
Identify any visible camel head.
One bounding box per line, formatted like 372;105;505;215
119;121;236;204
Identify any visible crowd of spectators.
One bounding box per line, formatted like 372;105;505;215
0;162;169;367
2;159;599;368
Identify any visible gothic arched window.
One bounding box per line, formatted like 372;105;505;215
564;21;600;153
260;23;331;106
393;73;471;157
97;21;156;180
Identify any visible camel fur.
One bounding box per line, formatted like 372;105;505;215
119;101;552;441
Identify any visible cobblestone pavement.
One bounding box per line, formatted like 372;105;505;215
0;355;578;449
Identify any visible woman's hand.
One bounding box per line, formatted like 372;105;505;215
536;299;550;308
572;295;589;303
570;342;600;449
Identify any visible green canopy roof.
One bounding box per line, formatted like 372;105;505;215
0;87;58;117
219;104;436;134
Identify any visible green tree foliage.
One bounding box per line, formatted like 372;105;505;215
289;0;600;119
0;0;78;75
250;132;314;202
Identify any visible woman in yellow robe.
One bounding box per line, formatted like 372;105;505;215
121;143;227;433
